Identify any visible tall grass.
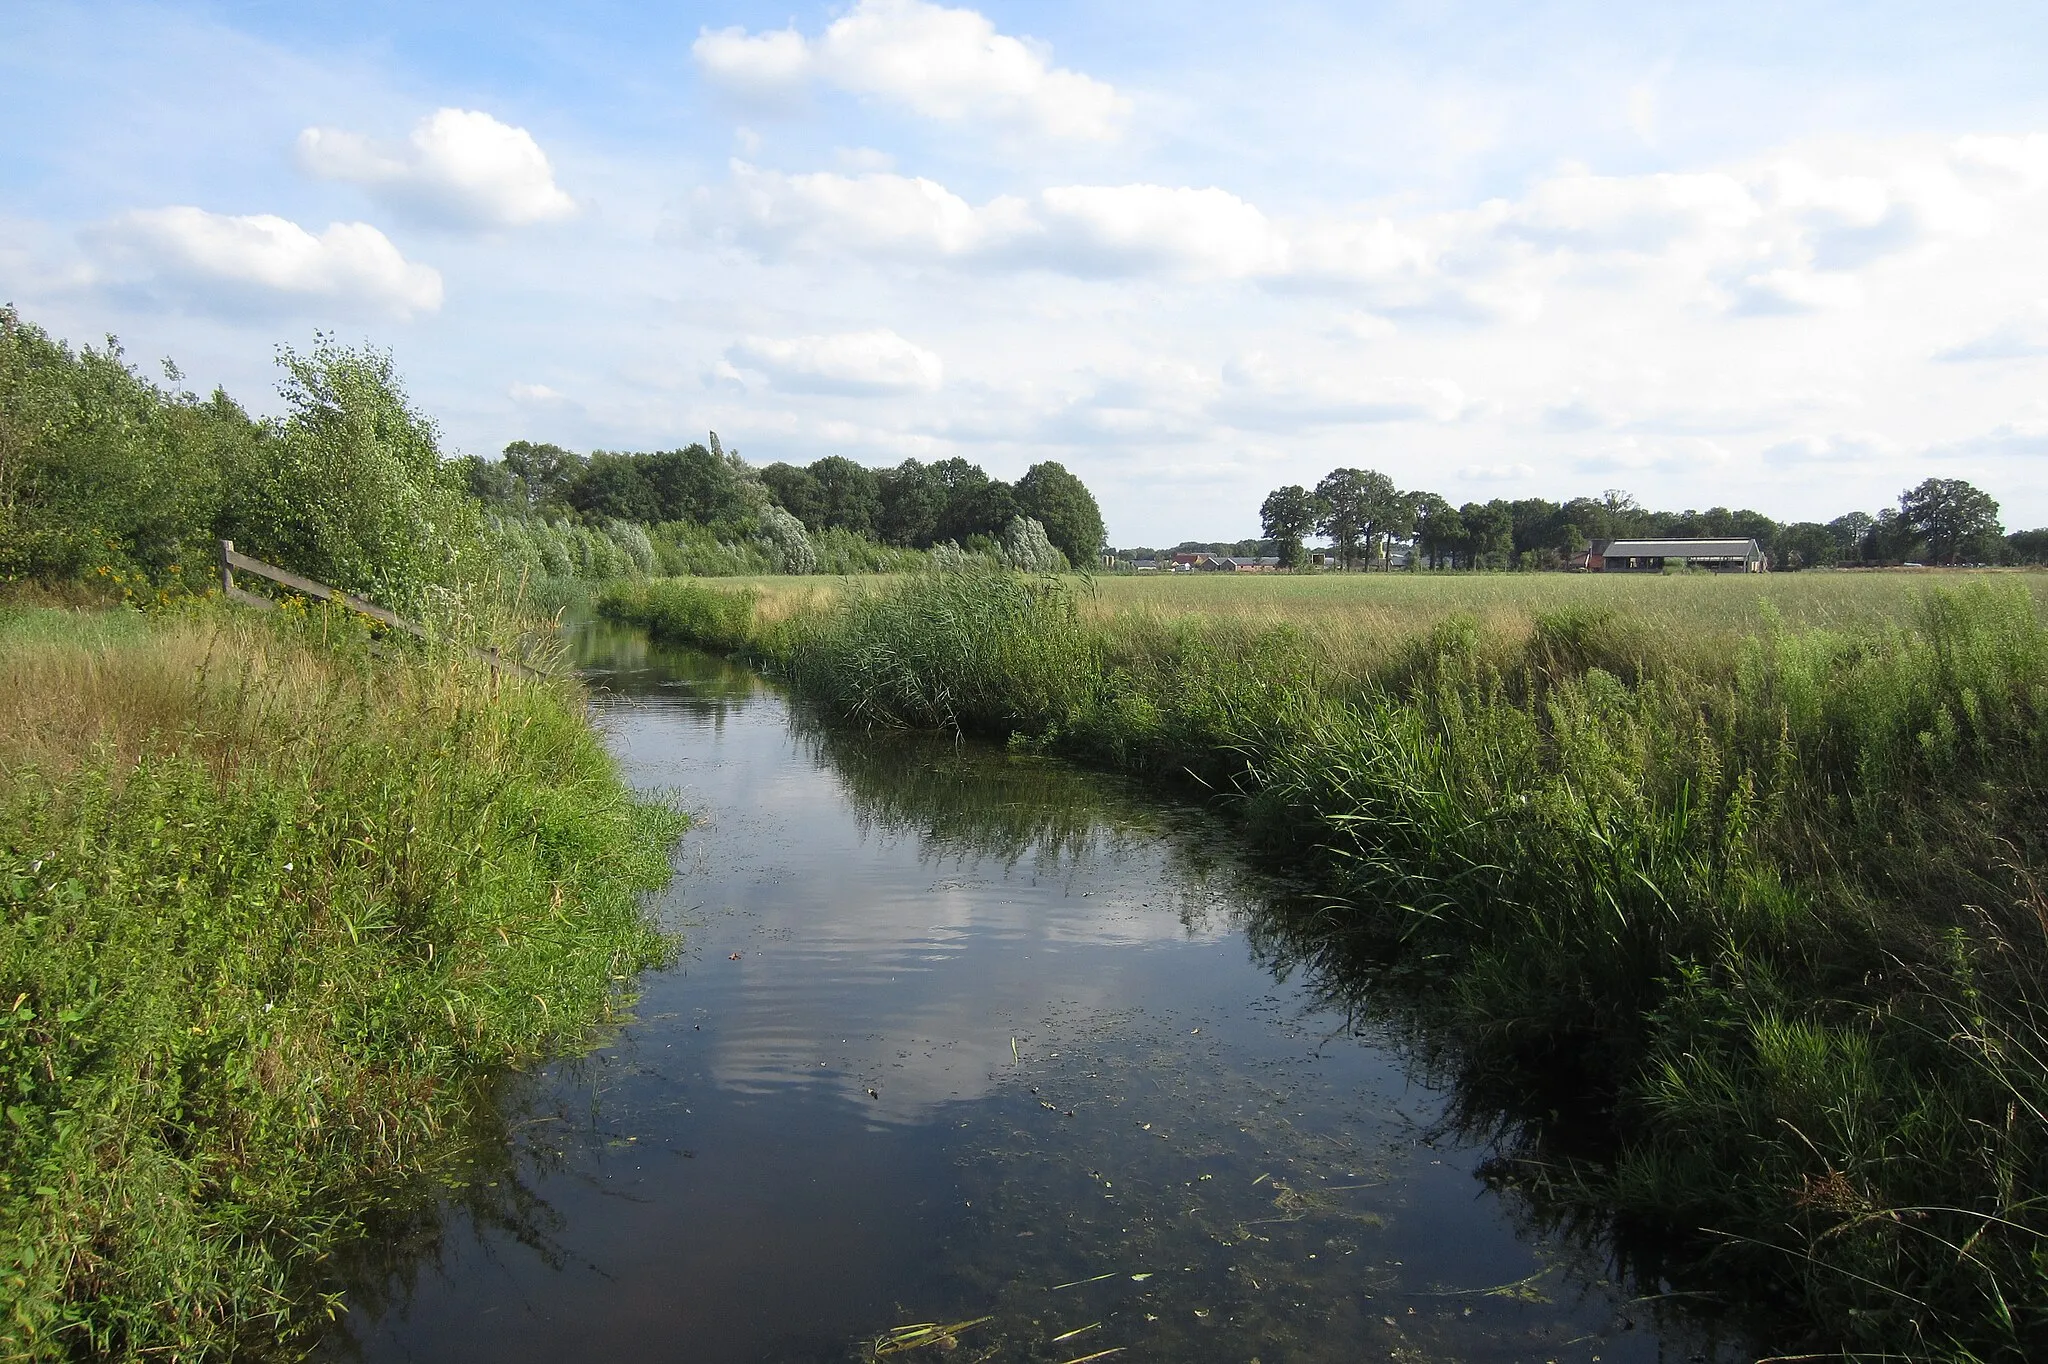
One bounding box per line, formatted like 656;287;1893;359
622;564;2048;1358
0;603;681;1358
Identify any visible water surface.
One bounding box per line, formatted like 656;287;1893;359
339;620;1730;1363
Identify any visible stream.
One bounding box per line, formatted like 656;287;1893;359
333;620;1737;1363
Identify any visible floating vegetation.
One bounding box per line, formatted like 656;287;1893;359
870;1315;994;1357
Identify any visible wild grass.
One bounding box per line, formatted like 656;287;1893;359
617;564;2048;1359
0;601;681;1359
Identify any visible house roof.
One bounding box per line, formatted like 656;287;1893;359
1601;538;1762;559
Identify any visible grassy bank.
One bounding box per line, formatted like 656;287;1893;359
603;569;2048;1359
0;603;681;1358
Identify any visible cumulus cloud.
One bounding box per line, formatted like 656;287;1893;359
509;381;569;405
298;109;574;228
711;164;1285;278
86;206;442;317
726;330;944;393
694;0;1127;140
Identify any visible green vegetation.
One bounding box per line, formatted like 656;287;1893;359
0;602;679;1357
612;563;2048;1359
460;434;1106;591
0;309;488;615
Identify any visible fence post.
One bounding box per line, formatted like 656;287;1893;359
218;540;234;597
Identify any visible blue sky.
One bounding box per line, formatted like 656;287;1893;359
8;1;2048;542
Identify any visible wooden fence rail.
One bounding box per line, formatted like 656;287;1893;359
217;539;548;679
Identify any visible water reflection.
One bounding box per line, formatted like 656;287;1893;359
326;627;1741;1363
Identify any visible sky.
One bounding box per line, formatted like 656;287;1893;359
7;1;2048;545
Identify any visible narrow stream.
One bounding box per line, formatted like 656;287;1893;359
335;621;1734;1363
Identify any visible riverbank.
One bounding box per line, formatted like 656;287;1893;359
600;569;2048;1359
0;602;681;1358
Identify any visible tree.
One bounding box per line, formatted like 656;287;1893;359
1413;494;1462;569
1459;500;1514;569
808;455;882;536
877;459;944;547
759;462;826;528
2008;528;2048;565
1864;507;1919;564
1827;511;1874;563
641;443;745;525
1899;477;2002;563
232;338;486;609
1315;468;1397;569
1000;515;1067;572
758;503;815;574
1777;521;1837;570
1014;460;1106;567
568;452;658;523
501;440;581;509
1260;484;1323;568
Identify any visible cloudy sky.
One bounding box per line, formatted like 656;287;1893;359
7;1;2048;542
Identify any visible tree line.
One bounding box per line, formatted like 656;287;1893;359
1254;468;2028;570
0;305;1110;610
460;442;1105;570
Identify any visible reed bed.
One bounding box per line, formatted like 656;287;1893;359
0;602;681;1359
608;566;2048;1359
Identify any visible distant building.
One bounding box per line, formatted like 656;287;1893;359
1594;538;1766;573
1133;558;1161;572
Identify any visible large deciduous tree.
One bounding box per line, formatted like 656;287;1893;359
1900;477;2002;564
1014;460;1106;567
1412;493;1462;569
1259;484;1323;568
808;455;882;536
1315;467;1399;569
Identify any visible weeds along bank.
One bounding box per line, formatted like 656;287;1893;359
0;603;681;1358
604;569;2048;1358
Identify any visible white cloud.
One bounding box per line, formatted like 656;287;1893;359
1762;431;1899;464
509;381;568;405
297;108;575;228
694;0;1127;140
727;329;944;393
711;165;1284;278
1030;185;1286;277
86;206;442;317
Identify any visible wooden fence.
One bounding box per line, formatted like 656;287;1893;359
217;539;548;679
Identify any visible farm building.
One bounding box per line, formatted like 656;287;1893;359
1592;538;1767;573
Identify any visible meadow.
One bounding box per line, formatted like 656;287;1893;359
0;602;680;1359
600;565;2048;1360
